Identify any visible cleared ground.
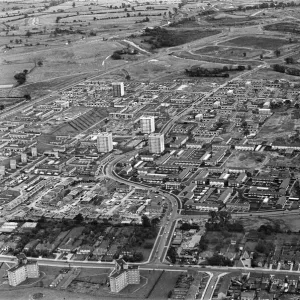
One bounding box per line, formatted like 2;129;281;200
259;112;295;139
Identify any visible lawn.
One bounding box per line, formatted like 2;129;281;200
221;36;289;50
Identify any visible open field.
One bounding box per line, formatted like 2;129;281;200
225;152;267;169
221;36;291;50
0;62;35;85
238;214;300;232
243;67;300;82
2;39;126;84
172;50;261;67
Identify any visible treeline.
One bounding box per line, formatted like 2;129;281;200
272;64;300;77
186;65;249;78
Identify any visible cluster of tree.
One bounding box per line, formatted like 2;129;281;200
273;64;300;77
167;246;177;264
205;211;244;232
264;23;300;35
255;240;275;255
10;39;22;44
180;222;200;231
123;251;144;262
237;0;297;11
111;48;138;60
169;16;197;27
285;57;295;64
135;16;150;23
142;27;185;48
14;70;27;85
205;221;244;232
207;254;234;266
186;65;247;78
258;223;281;235
294;181;300;198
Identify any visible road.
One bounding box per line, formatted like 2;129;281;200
103;155;180;265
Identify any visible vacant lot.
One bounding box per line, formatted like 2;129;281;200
221;36;289;50
225;152;267;169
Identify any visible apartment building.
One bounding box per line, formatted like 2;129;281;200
140;116;155;134
97;132;113;153
149;133;165;154
109;258;140;293
7;253;39;286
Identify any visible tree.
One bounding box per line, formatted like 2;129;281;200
285;57;294;64
167;247;176;263
74;213;84;224
151;217;160;227
25;30;32;38
37;60;43;67
14;72;26;85
274;49;281;57
0;104;5;111
142;215;151;227
24;94;31;100
111;52;122;60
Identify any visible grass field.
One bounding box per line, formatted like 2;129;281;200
195;46;266;59
221;36;290;50
149;271;183;299
213;13;250;19
0;62;34;85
